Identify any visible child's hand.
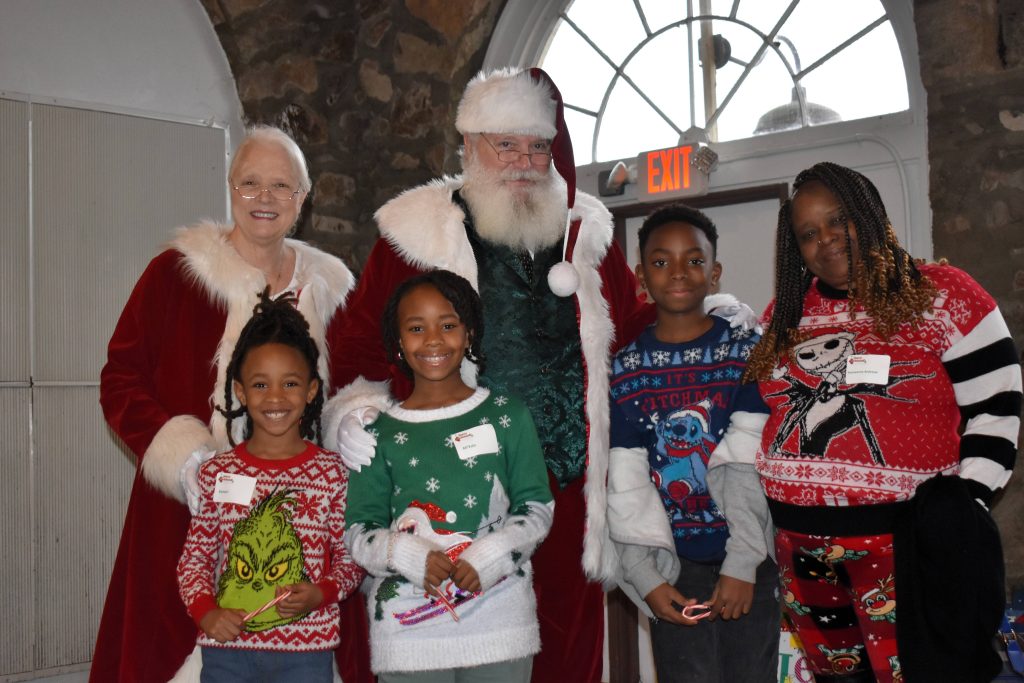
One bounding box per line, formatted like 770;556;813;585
451;559;481;593
706;574;754;621
643;582;702;626
199;607;247;643
275;583;324;618
424;549;454;592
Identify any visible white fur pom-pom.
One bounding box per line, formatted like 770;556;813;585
547;260;580;297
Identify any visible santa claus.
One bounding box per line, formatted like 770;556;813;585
328;67;748;682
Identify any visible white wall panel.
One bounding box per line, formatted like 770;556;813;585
32;103;226;383
32;387;135;671
0;388;32;675
0;98;30;382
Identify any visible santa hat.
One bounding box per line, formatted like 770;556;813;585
456;67;582;297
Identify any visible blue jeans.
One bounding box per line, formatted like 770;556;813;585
200;647;332;683
650;558;780;683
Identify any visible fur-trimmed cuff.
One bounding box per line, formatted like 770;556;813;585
141;415;217;503
323;377;393;451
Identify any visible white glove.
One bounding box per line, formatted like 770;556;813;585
704;292;762;334
180;448;216;515
338;406;380;472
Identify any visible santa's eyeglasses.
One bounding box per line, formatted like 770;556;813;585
479;135;552;165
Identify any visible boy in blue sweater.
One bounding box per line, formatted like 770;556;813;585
607;204;779;682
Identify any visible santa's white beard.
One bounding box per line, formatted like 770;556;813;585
459;155;568;253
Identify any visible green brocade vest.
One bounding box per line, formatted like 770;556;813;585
459;193;587;487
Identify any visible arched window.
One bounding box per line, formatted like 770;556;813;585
488;0;913;166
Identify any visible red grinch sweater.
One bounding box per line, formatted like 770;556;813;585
178;441;365;652
757;264;1020;509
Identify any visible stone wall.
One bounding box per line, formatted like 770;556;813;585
199;0;505;274
915;0;1024;590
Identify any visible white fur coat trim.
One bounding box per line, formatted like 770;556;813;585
140;416;217;502
374;178;619;580
322;376;393;453
142;221;354;498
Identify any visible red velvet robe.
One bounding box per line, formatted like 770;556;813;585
90;222;371;683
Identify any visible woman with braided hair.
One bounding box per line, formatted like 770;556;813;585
747;162;1020;682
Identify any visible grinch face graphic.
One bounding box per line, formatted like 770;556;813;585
217;488;310;631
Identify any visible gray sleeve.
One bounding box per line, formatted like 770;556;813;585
707;462;774;582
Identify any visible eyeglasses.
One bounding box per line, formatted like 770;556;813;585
232;181;302;202
479;135;553;165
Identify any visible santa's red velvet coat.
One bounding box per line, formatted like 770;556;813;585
90;222;370;683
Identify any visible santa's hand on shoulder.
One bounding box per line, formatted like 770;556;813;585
704;293;761;334
337;406;379;471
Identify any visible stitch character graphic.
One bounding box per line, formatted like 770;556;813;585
861;574;897;623
650;400;721;523
217;489;309;631
817;644;866;675
767;332;935;465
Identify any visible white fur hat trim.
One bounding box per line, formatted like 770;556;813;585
456;68;558;138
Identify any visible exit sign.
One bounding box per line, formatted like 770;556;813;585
636;143;710;202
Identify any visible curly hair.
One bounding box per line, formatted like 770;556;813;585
218;287;324;445
638;202;719;257
746;162;937;381
381;270;486;379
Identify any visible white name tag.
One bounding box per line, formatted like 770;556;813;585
213;472;257;506
844;354;890;385
451;424;500;460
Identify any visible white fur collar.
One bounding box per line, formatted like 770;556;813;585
171;221;353;319
170;220;354;446
373;175;614;288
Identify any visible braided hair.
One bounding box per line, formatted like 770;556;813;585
746;162;937;381
382;270;486;378
218;287;324;445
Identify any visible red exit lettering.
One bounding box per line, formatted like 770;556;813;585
646;145;693;194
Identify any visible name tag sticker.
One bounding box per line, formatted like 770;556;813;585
451;424;500;460
213;472;257;505
845;354;890;385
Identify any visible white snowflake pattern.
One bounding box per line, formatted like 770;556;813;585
713;344;730;361
479;416;490;425
394;432;408;445
484;471;493;482
947;298;970;326
425;477;440;493
444;436;454;448
393;485;402;495
463;456;478;468
493;395;509;406
367;428;379;439
464;494;477;508
499;414;511;428
651;350;672;366
408;457;419;468
623;352;642;369
683;348;702;363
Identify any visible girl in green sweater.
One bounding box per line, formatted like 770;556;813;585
344;270;554;681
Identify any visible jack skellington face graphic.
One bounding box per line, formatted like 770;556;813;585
766;333;934;465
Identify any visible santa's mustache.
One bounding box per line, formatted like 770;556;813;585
502;168;545;182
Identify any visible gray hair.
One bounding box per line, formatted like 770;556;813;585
229;125;312;193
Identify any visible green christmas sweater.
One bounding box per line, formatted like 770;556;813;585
344;387;554;674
